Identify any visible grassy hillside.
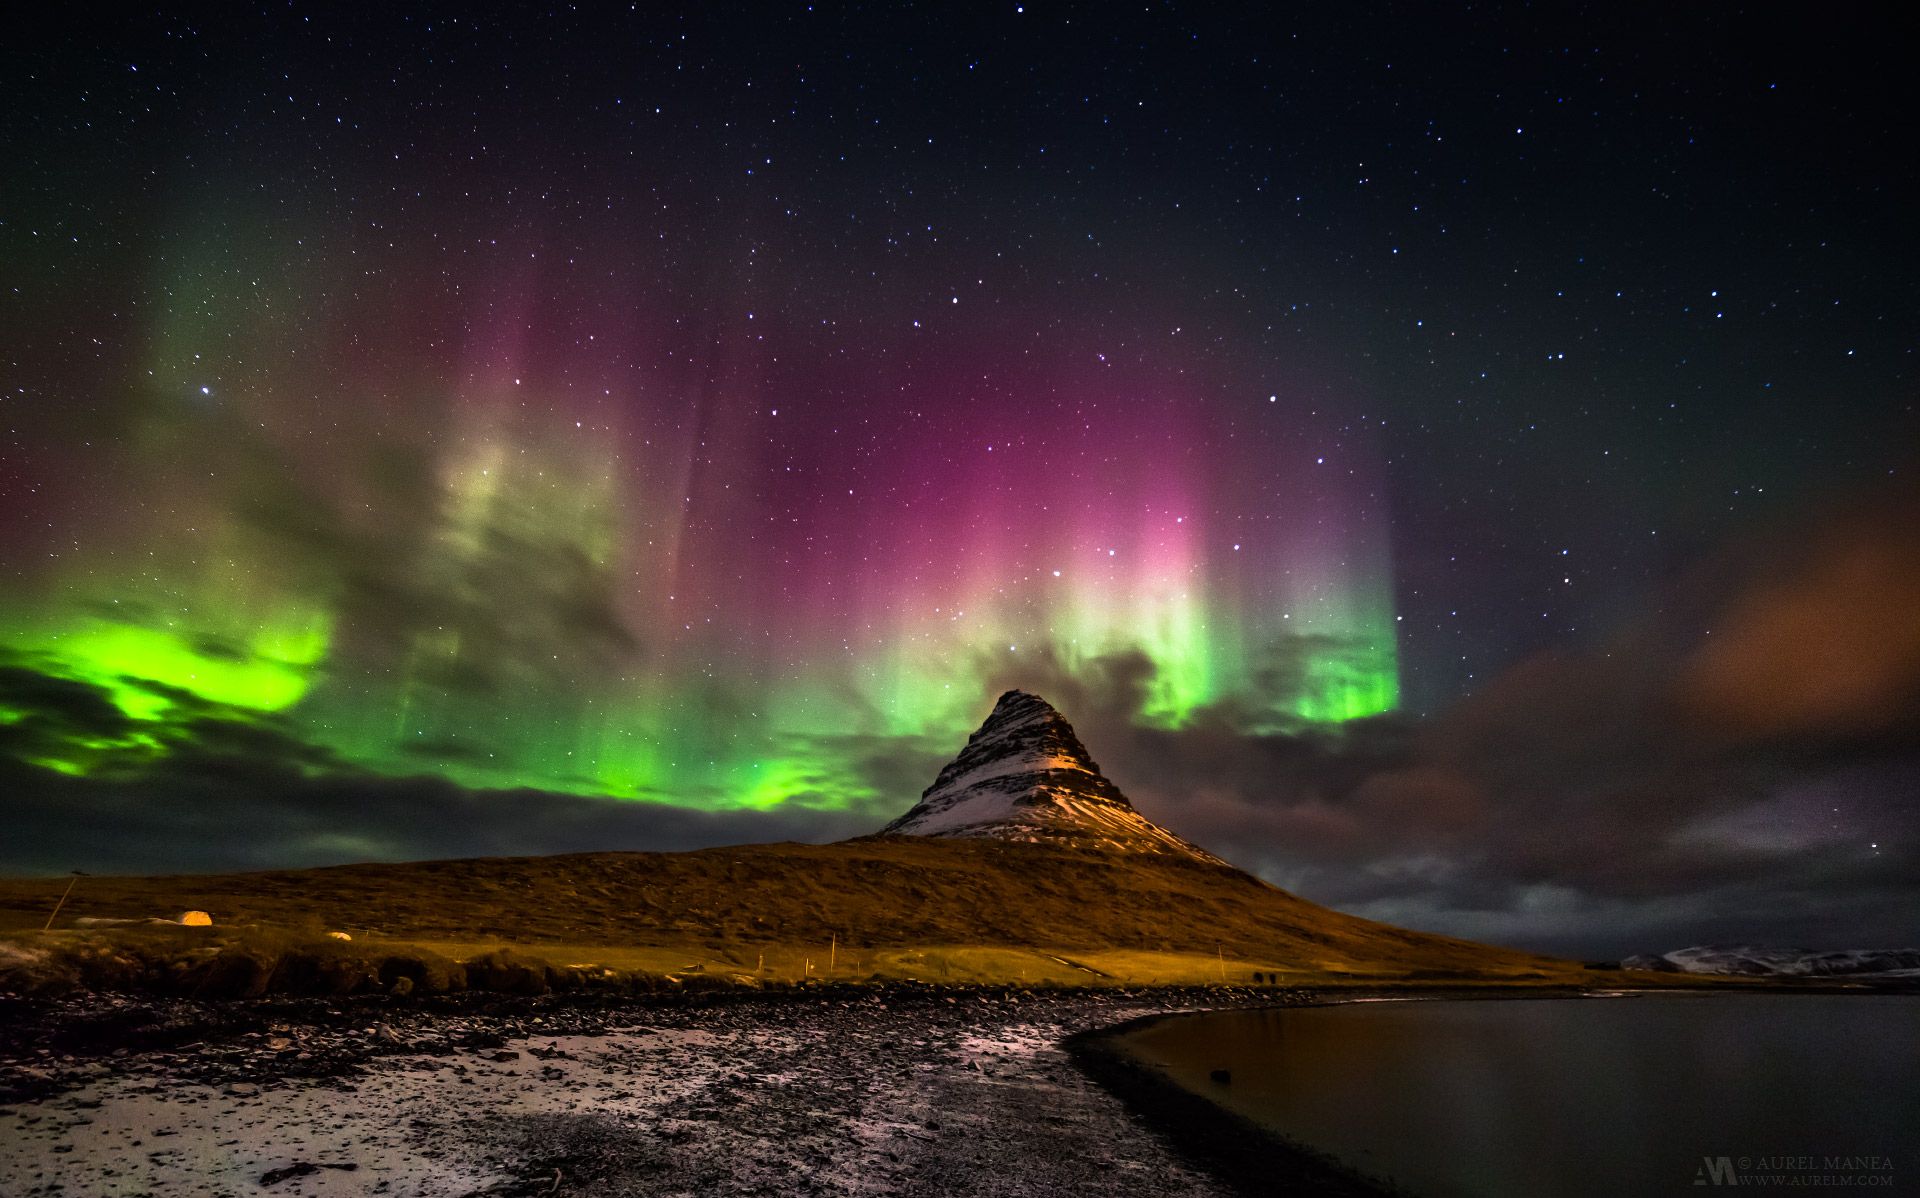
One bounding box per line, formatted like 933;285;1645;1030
0;837;1588;992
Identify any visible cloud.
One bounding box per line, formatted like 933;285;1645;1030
0;754;879;877
0;665;136;742
0;661;908;875
1676;497;1920;740
1092;483;1920;956
135;393;645;699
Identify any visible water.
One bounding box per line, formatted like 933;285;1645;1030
1117;995;1917;1197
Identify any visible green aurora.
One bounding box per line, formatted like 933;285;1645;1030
1;206;1400;815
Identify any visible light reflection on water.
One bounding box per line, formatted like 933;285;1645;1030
1119;995;1918;1197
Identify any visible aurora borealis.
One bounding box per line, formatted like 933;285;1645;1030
5;6;1918;953
2;8;1409;812
1;201;1400;804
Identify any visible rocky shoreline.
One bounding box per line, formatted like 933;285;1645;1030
0;985;1310;1196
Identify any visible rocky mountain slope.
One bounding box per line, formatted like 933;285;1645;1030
881;690;1226;865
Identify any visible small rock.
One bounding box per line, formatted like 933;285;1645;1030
1209;1068;1232;1086
260;1161;358;1186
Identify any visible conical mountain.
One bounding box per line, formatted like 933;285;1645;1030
881;690;1228;865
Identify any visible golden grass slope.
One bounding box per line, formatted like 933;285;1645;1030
0;837;1585;990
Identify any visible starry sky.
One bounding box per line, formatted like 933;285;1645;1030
3;6;1916;955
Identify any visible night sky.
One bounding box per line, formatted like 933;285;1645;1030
4;6;1916;956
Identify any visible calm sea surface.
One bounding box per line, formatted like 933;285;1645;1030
1117;995;1918;1197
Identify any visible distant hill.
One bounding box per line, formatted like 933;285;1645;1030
1621;945;1920;978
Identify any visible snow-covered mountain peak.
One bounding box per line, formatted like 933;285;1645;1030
879;690;1226;865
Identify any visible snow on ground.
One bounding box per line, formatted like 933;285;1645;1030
0;1029;761;1196
0;996;1240;1197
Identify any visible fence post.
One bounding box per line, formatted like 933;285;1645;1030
42;872;85;932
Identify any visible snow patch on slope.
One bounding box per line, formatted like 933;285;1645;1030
928;753;1091;801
